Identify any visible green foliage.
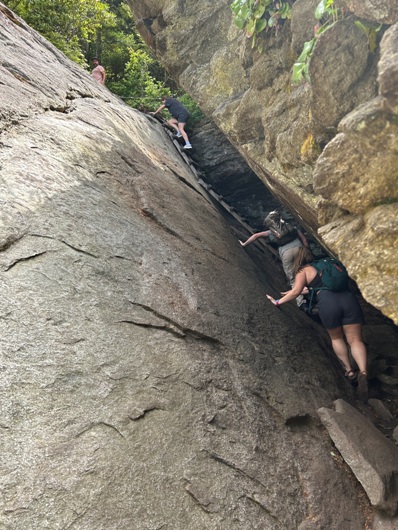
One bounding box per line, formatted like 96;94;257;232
354;21;382;54
230;0;292;50
4;0;115;66
314;0;339;22
292;0;343;84
292;38;316;83
108;48;169;111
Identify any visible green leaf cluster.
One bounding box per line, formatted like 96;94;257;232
292;0;344;84
230;0;292;50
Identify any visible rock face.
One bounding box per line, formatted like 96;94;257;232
129;0;398;325
0;4;378;529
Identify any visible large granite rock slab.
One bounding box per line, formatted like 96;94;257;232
0;5;376;529
318;400;398;516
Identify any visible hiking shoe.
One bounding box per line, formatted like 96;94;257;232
357;372;368;402
184;142;192;149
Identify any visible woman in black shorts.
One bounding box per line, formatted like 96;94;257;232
266;247;368;400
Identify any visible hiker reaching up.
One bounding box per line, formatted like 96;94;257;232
151;96;192;150
239;210;308;308
266;246;368;402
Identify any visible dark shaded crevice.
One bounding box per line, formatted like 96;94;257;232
0;4;25;27
184;481;217;513
117;152;144;174
27;234;98;258
1;62;31;83
65;91;94;101
110;255;132;261
48;104;69;113
285;414;314;431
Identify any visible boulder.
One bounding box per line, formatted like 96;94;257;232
336;0;398;25
318;400;398;515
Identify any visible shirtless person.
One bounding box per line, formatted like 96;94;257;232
91;57;106;85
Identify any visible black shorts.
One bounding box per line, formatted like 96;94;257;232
175;112;189;124
316;290;364;329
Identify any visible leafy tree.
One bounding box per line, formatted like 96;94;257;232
108;48;169;111
87;0;137;79
5;0;115;65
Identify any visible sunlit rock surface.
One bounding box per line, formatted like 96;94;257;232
0;4;374;529
129;0;398;324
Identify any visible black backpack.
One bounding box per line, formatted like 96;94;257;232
263;211;298;246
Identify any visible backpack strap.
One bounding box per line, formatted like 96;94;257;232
308;288;316;315
307;263;325;314
307;285;328;314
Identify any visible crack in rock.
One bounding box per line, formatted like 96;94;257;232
140;207;181;238
115;319;186;338
184;481;220;513
3;251;47;271
205;449;268;490
75;421;125;440
128;405;165;421
129;301;220;343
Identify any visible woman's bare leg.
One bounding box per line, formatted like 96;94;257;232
343;323;367;374
327;327;353;373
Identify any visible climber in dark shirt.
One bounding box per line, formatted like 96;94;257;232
152;96;192;149
266;247;368;401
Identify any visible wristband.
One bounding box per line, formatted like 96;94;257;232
275;299;280;306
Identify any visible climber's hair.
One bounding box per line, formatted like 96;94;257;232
293;247;314;276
